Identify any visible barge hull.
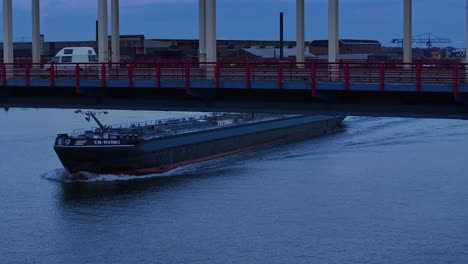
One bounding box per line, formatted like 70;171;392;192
54;115;344;175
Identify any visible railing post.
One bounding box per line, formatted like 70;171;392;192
278;62;283;90
185;63;190;95
289;62;293;81
345;63;350;91
246;63;251;89
75;64;80;94
84;64;88;80
50;63;55;87
311;61;316;97
329;62;339;81
26;64;31;87
215;62;220;89
252;63;256;80
416;63;422;92
115;63;119;80
147;63;151;80
128;64;133;88
380;62;385;91
156;63;161;88
101;63;107;88
454;63;459;101
1;64;6;87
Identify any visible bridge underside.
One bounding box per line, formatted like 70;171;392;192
1;85;468;120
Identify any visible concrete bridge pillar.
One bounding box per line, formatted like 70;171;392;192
199;0;207;65
328;0;339;64
32;0;41;64
403;0;412;64
328;0;339;80
111;0;120;63
465;0;468;81
205;0;216;64
98;0;109;63
3;0;14;64
205;0;216;79
296;0;305;66
466;0;468;64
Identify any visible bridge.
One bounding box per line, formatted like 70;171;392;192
1;61;468;119
2;0;468;119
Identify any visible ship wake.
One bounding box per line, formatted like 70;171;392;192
40;158;229;183
41;168;189;183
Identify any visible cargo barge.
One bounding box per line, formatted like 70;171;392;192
54;111;345;175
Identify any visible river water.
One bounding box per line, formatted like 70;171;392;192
1;109;468;264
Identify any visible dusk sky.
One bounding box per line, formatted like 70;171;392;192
0;0;466;47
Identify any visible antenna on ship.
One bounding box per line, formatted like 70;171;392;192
75;110;108;131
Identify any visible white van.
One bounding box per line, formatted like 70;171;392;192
44;47;99;70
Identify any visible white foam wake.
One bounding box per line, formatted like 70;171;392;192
40;167;188;183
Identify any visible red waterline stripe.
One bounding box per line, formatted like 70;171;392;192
113;136;302;176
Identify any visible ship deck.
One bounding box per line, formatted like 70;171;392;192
71;113;298;140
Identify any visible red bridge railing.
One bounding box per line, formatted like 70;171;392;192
0;61;466;97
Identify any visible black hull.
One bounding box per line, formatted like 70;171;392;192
54;116;345;175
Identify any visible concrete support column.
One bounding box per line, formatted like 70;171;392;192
328;0;339;63
465;0;468;80
111;0;120;63
98;0;109;63
199;0;207;64
466;0;468;64
205;0;216;64
403;0;412;64
32;0;41;64
296;0;305;65
3;0;13;64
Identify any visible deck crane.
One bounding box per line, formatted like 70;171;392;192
391;33;451;48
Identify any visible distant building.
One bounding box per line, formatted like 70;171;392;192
143;38;299;60
2;35;387;62
315;54;372;61
242;47;316;59
309;39;382;55
449;48;465;58
119;35;145;60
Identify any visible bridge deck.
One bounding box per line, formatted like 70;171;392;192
2;62;468;119
1;62;465;93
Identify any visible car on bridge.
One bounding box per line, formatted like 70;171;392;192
43;47;99;71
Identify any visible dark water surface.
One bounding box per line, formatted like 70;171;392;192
1;109;468;264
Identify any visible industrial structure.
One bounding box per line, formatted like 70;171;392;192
309;39;382;56
391;33;451;49
0;37;306;62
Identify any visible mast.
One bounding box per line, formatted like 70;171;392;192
75;110;108;131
